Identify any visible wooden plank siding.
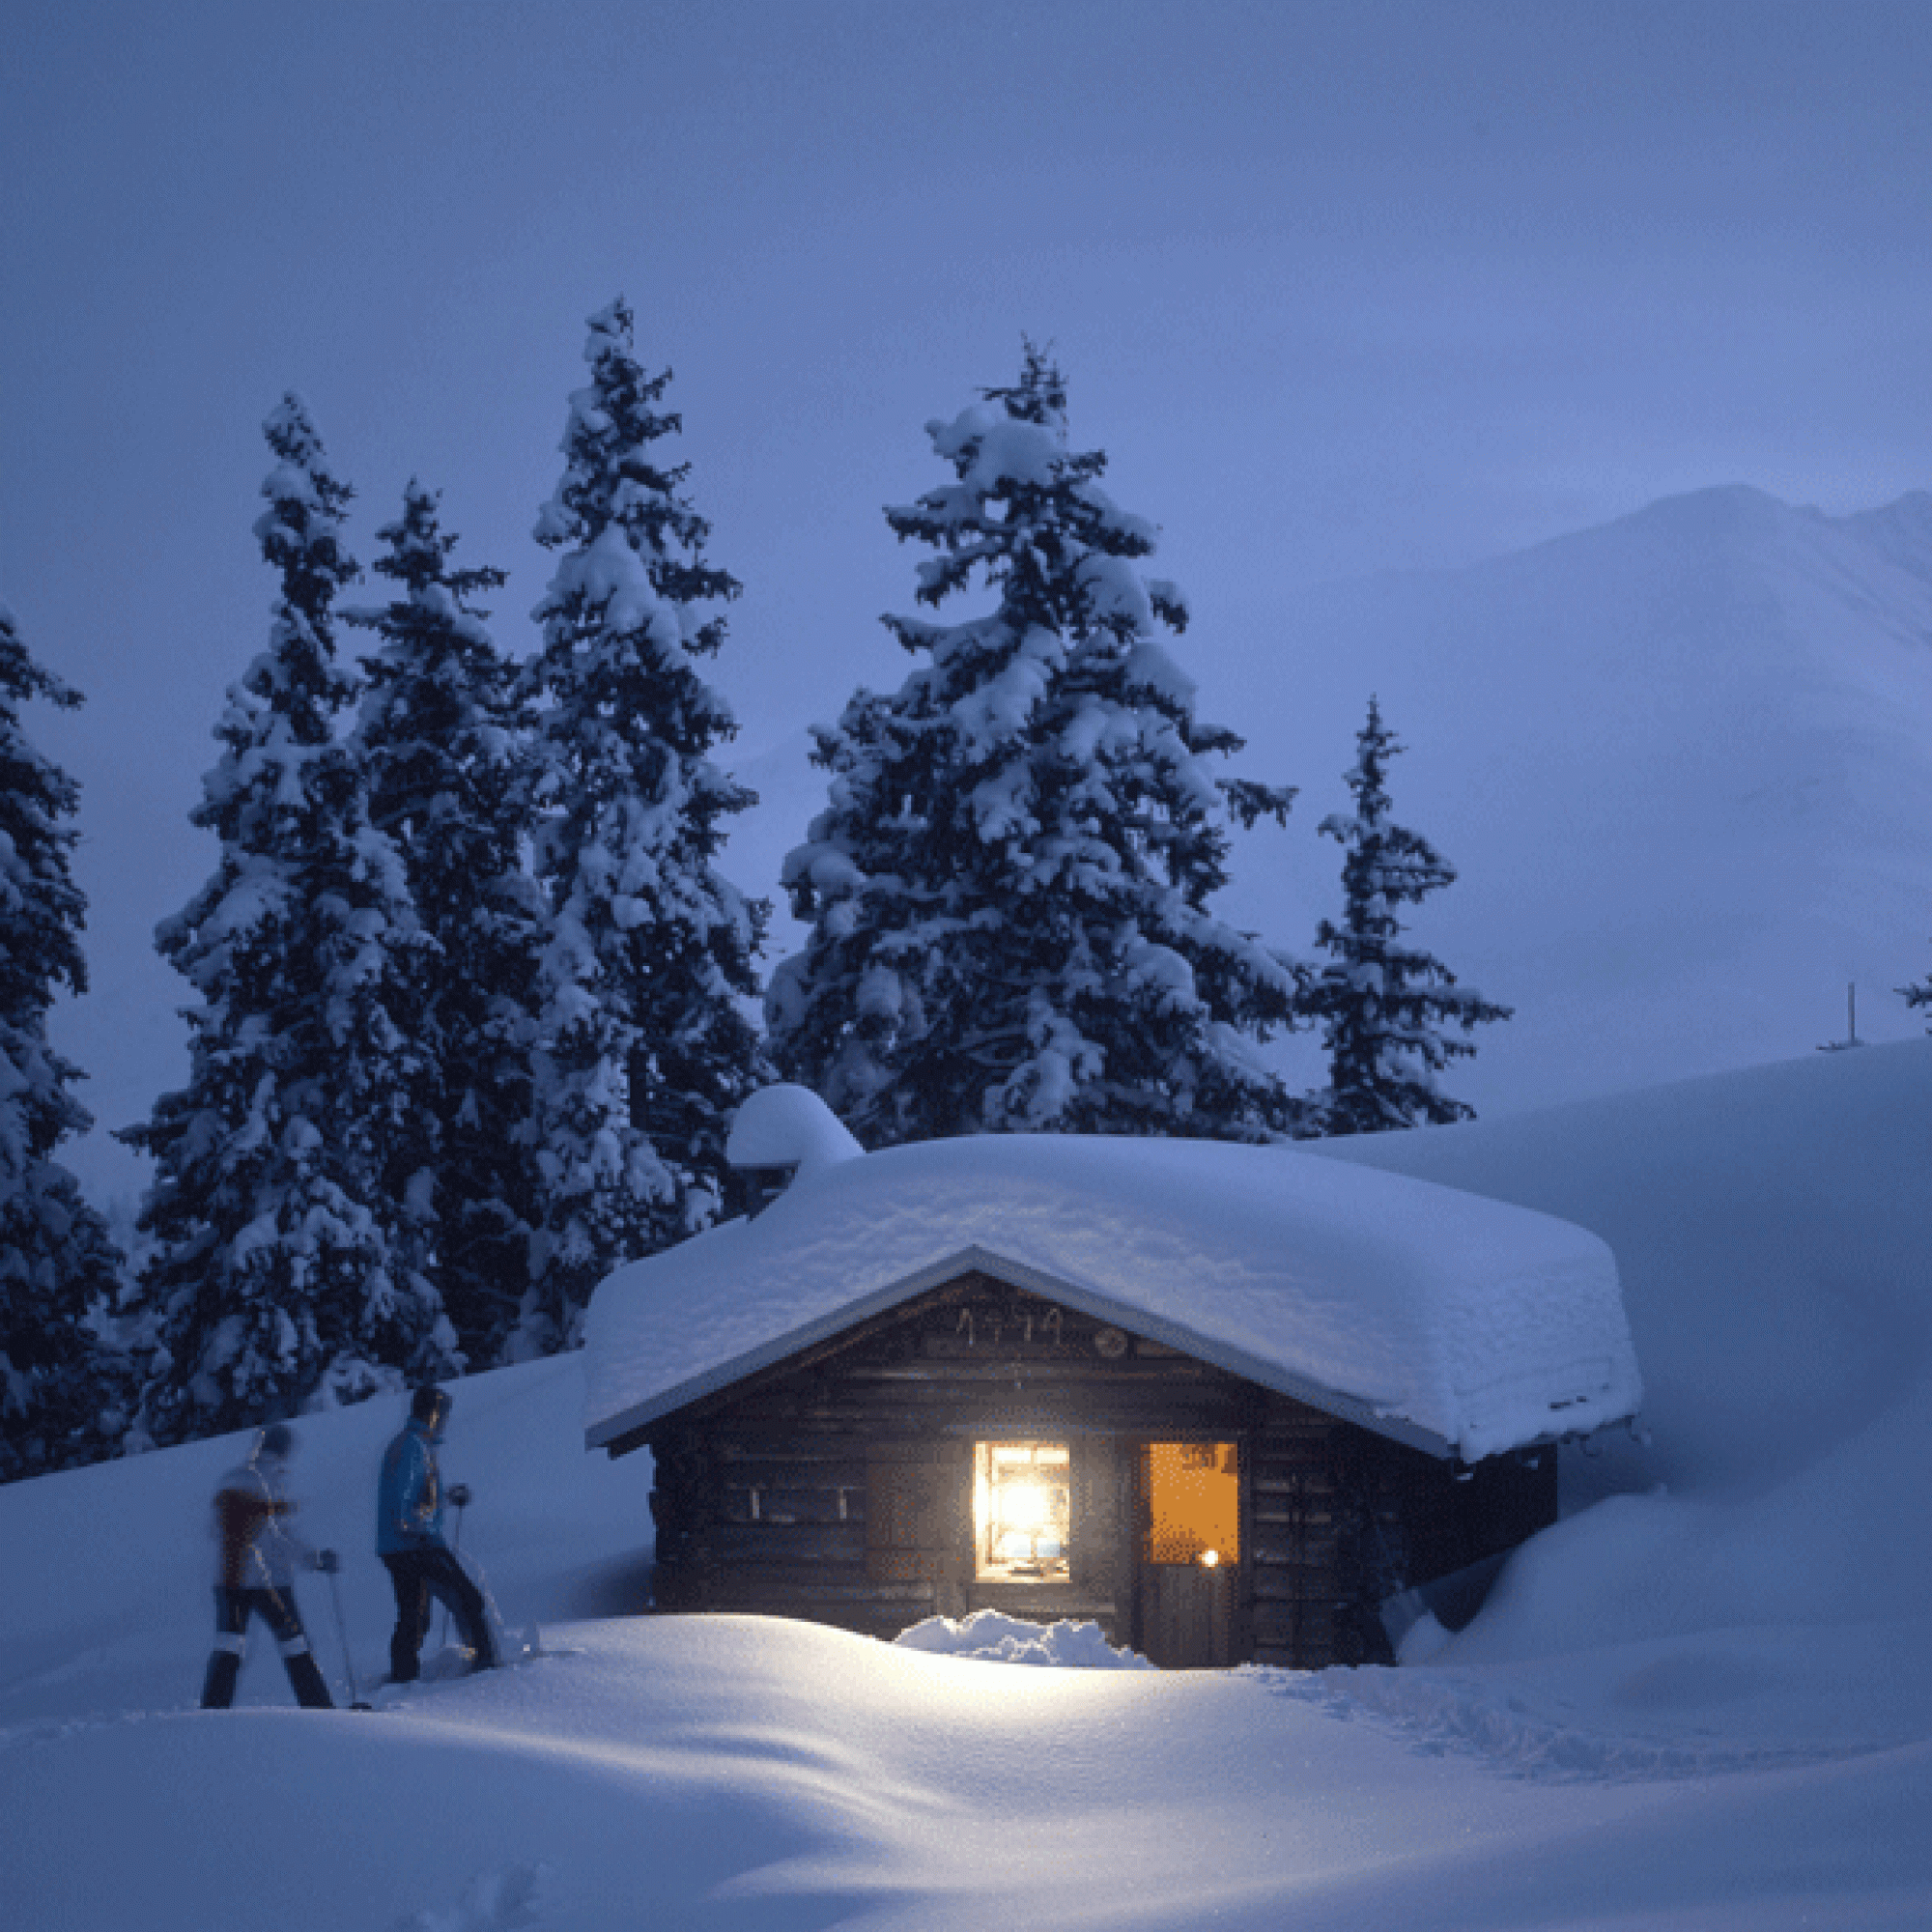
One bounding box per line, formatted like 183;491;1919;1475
639;1273;1558;1664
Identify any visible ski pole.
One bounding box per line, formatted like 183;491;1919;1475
323;1559;373;1712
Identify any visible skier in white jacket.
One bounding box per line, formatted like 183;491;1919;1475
199;1422;337;1710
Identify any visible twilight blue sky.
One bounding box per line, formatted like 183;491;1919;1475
4;0;1931;1197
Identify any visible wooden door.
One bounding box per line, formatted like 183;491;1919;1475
1135;1441;1242;1668
1138;1561;1237;1669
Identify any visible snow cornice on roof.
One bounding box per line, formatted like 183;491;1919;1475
582;1130;1643;1463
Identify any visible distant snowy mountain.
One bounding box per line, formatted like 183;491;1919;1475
730;486;1932;1122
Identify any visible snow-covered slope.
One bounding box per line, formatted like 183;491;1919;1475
0;1354;658;1722
6;1042;1931;1928
1254;486;1932;1113
1329;1037;1932;1497
728;488;1932;1124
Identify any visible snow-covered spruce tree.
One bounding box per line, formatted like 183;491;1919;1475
122;398;458;1446
768;346;1304;1146
1303;696;1510;1134
348;481;548;1368
0;604;129;1481
514;299;768;1356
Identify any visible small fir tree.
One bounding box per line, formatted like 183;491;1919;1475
1305;696;1510;1133
515;299;768;1355
122;398;458;1444
0;604;129;1480
1901;958;1930;1024
348;481;548;1368
768;345;1303;1146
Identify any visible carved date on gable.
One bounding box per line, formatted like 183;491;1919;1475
917;1285;1098;1359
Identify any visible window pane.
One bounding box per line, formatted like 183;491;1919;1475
974;1441;1071;1581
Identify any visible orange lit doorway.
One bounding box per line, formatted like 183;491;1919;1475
1137;1442;1240;1668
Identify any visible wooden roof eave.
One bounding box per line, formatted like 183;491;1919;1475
584;1241;1457;1462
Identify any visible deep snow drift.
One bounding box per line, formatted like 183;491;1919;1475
5;1041;1930;1929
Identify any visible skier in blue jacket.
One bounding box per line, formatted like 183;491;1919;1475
376;1384;497;1681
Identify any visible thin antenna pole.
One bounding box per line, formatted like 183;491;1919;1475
1819;981;1861;1053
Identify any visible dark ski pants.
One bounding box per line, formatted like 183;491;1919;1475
201;1586;334;1710
381;1546;497;1681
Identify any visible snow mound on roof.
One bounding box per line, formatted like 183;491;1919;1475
894;1608;1154;1670
583;1133;1640;1460
724;1082;864;1174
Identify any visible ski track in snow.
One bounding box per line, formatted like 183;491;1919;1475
1257;1663;1872;1784
395;1861;552;1932
0;1709;152;1756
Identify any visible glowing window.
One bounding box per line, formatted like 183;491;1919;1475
1144;1441;1240;1568
974;1441;1071;1582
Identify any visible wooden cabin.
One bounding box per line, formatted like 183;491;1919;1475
584;1090;1642;1670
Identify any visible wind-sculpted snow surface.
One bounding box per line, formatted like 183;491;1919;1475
397;1862;552;1932
6;1043;1932;1927
6;1618;1930;1931
1264;1622;1932;1783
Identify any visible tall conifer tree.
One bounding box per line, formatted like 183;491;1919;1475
769;346;1303;1146
124;398;457;1444
1305;696;1510;1133
0;604;128;1480
515;300;767;1355
349;482;546;1367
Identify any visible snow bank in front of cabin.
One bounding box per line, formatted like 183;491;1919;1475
6;1039;1932;1929
9;1610;1932;1932
894;1607;1154;1669
584;1132;1639;1460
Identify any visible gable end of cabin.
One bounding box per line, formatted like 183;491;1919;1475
625;1271;1555;1668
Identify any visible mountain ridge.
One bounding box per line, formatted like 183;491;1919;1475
1246;481;1932;1114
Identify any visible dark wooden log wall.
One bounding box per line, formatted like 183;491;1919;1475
639;1273;1557;1666
1246;1403;1417;1667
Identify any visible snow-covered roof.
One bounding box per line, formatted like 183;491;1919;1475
583;1111;1642;1462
